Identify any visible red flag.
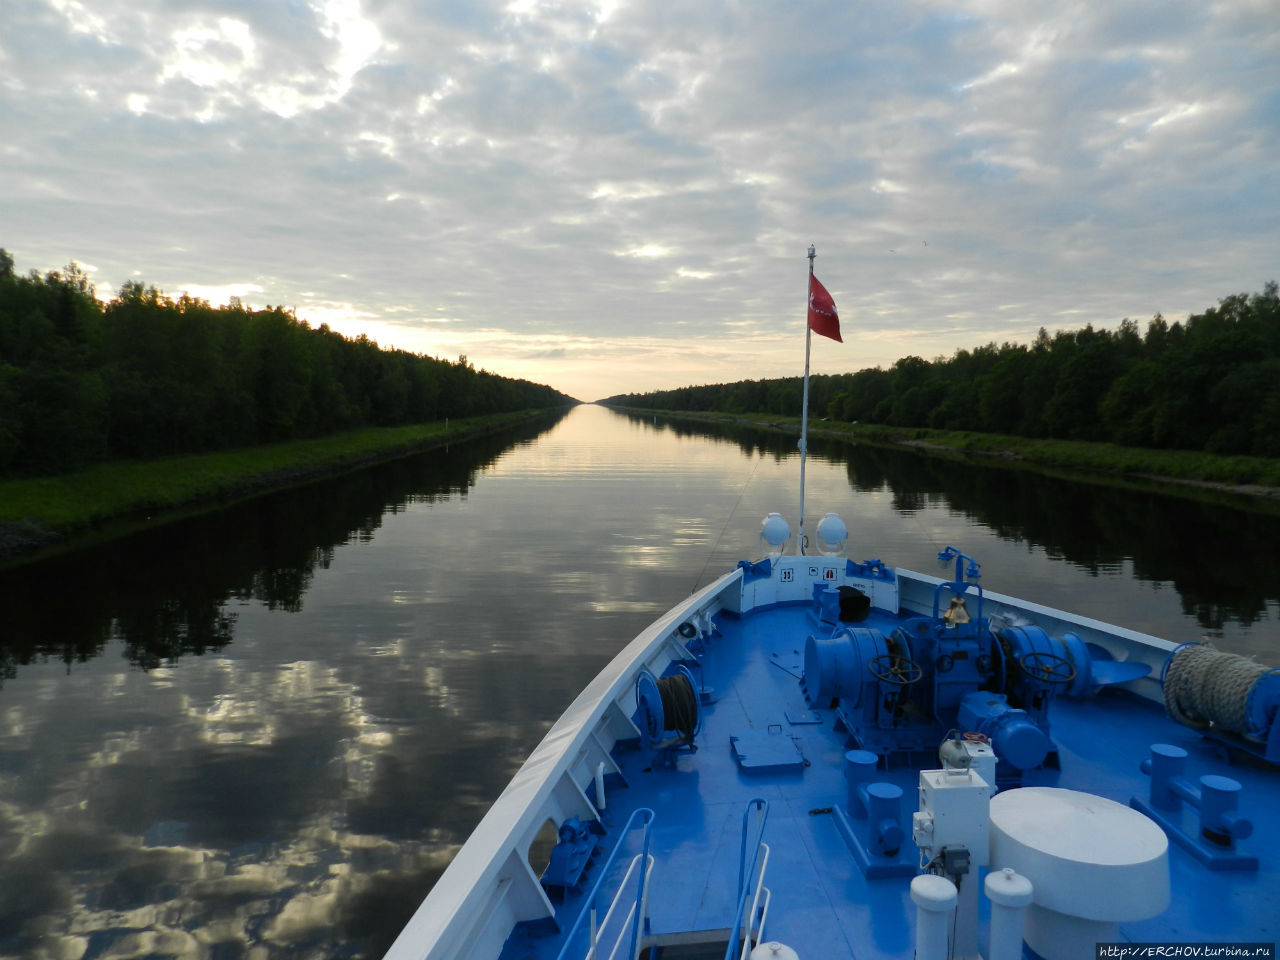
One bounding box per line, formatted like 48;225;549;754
807;274;841;342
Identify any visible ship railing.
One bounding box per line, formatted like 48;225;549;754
556;807;656;960
725;798;771;960
591;852;654;960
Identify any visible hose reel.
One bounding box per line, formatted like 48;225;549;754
636;665;702;753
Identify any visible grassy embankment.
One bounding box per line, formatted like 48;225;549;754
0;410;551;562
621;408;1280;499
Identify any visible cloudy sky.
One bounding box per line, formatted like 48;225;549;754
3;1;1277;401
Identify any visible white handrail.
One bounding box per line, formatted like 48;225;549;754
605;903;636;960
725;799;770;960
595;855;641;954
559;808;657;960
587;853;654;960
637;845;654;960
754;888;772;948
739;843;771;960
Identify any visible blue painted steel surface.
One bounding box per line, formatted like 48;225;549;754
495;596;1279;960
386;552;1278;960
1132;743;1258;871
549;808;656;960
725;798;770;960
540;817;598;892
729;730;806;770
956;690;1050;771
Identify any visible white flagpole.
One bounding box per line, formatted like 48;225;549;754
798;244;815;556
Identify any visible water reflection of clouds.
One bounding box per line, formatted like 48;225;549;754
34;817;455;958
2;705;26;739
85;728;149;768
587;600;666;614
0;641;430;954
2;406;1275;957
421;664;463;722
618;544;681;568
0;417;582;955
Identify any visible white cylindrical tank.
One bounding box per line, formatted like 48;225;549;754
985;867;1034;960
910;874;957;960
749;942;800;960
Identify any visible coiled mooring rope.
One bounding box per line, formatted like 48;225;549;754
1164;643;1268;735
656;673;700;743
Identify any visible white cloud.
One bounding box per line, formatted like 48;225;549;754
676;266;714;280
174;281;266;306
47;0;115;42
618;243;673;259
0;0;1275;400
162;18;257;89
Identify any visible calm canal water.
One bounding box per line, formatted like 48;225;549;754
0;404;1276;959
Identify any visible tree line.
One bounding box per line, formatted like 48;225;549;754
0;416;560;681
626;409;1274;627
0;250;574;476
603;283;1280;458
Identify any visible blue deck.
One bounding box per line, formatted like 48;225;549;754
502;603;1278;959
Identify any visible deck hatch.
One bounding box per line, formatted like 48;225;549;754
729;731;806;770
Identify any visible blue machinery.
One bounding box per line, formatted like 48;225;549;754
541;817;598;893
553;808;655;960
797;548;1274;879
534;545;1274;953
803;548;1280;778
801;547;1150;782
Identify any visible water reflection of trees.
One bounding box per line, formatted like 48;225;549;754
621;411;804;461
628;412;1278;630
0;414;567;681
839;445;1278;629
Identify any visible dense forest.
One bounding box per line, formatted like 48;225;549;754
604;284;1280;458
0;250;574;476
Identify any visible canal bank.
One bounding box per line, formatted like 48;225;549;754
0;408;572;565
604;407;1280;509
3;403;1275;960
